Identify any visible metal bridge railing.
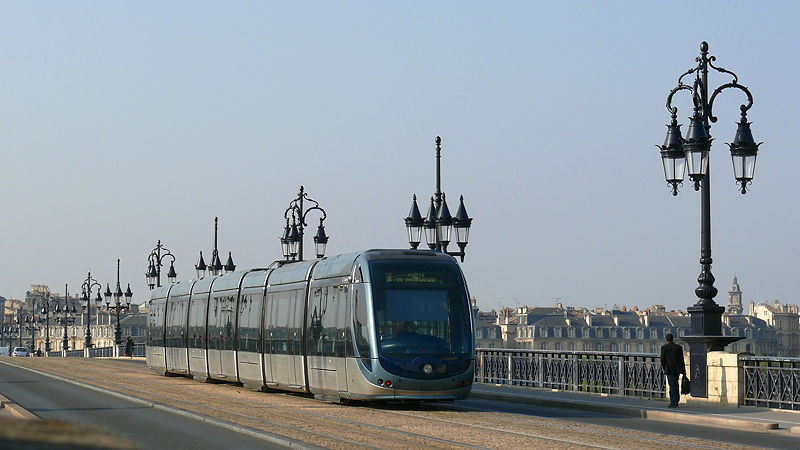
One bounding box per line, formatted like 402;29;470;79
65;349;84;357
741;355;800;410
46;351;63;358
88;346;114;358
475;348;665;399
132;343;146;357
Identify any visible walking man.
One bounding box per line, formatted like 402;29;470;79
660;333;686;408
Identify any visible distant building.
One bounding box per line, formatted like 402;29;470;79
474;300;780;356
751;299;800;357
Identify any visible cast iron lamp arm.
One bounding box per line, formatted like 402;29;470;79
707;82;754;124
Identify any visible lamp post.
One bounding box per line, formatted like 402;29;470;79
196;217;236;278
405;136;473;261
146;240;177;289
17;312;38;352
55;283;77;351
39;290;57;353
80;271;103;349
279;186;329;262
105;258;134;346
658;41;760;397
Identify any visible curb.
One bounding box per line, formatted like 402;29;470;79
0;394;40;421
469;389;779;432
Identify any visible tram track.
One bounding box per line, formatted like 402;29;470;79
1;358;765;449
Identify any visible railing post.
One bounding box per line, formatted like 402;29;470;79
508;353;513;385
537;352;543;388
479;351;485;383
617;358;625;396
573;354;579;391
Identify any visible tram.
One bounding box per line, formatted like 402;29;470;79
146;249;475;403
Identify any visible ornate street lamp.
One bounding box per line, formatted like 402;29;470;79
280;186;329;261
80;271;103;349
146;240;177;289
55;283;77;351
657;41;761;397
38;290;58;353
105;259;134;346
405;137;473;261
196;217;236;278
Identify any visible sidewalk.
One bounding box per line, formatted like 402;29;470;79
470;383;800;433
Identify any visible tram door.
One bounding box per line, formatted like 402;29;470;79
269;289;302;388
291;289;305;388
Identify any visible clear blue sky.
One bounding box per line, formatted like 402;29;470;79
2;2;799;312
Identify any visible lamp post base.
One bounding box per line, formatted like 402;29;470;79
681;335;744;398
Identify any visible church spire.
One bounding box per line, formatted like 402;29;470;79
728;274;743;315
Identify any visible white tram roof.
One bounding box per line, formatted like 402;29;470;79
312;251;360;280
241;269;270;289
169;280;195;297
210;271;246;291
268;259;318;286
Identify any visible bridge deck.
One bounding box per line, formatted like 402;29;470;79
2;357;798;448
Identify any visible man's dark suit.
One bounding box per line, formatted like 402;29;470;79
661;341;686;407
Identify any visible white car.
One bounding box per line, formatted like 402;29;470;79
12;347;30;357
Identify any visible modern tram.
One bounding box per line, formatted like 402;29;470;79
146;249;475;403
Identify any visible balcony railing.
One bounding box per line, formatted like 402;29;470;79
741;355;800;410
475;348;665;399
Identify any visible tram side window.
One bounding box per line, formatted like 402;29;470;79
207;296;221;351
308;288;324;357
291;289;305;355
352;283;371;362
263;293;274;355
336;284;350;358
272;291;289;354
238;293;261;353
323;286;337;357
148;304;164;347
222;294;236;351
167;300;186;348
187;297;206;349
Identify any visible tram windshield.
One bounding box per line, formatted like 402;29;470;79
369;259;472;378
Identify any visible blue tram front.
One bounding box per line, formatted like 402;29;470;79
344;251;474;400
146;249;475;403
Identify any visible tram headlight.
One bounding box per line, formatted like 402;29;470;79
422;363;433;375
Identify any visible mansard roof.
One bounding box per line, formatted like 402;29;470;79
531;316;569;327
520;307;563;325
612;311;642;327
646;315;674;327
589;315;615;326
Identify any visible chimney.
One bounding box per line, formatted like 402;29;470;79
644;315;649;327
749;300;755;315
585;314;592;327
613;315;620;326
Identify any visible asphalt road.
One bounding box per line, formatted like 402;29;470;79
0;362;284;449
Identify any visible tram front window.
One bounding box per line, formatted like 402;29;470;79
369;260;472;379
